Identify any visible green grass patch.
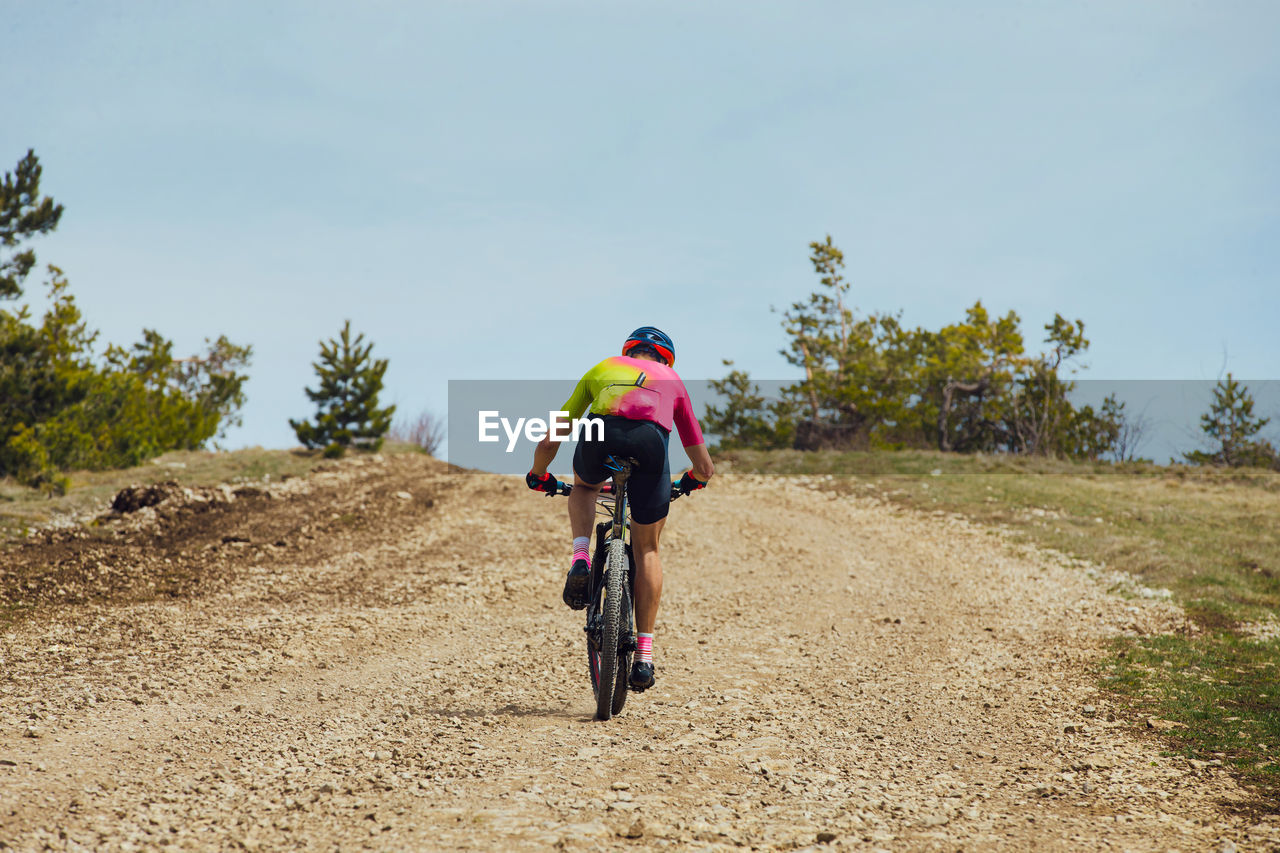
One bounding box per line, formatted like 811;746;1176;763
1102;632;1280;800
723;448;1280;806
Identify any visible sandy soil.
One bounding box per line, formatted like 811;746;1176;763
1;453;1276;851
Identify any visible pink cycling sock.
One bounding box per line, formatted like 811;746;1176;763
572;536;590;566
637;633;653;664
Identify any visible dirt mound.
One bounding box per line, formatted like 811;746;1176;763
109;480;185;513
0;453;442;613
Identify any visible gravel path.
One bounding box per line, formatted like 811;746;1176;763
1;454;1274;850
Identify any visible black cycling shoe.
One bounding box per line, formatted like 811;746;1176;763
629;661;655;692
562;559;590;610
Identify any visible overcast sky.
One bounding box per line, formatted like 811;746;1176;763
4;1;1278;452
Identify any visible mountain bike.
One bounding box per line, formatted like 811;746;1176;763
557;457;684;721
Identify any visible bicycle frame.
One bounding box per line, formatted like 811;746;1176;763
587;456;636;622
598;456;633;540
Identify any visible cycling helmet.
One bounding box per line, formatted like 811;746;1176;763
622;326;675;366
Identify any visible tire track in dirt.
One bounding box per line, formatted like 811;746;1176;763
1;454;1275;850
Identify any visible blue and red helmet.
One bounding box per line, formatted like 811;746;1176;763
622;326;675;366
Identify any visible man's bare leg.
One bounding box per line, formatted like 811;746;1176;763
631;518;665;634
568;473;602;540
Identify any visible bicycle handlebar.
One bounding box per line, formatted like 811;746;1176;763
547;481;688;501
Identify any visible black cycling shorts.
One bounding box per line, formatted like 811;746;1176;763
572;415;671;524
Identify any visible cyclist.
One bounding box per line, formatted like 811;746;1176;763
526;326;714;692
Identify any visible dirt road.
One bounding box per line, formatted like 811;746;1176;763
1;453;1275;850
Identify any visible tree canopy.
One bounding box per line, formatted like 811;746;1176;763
706;235;1133;461
0;150;253;491
1;149;64;300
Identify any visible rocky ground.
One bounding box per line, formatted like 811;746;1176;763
1;452;1276;851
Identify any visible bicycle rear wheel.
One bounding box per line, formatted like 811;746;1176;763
588;538;627;721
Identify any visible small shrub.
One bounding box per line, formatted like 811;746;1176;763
389;411;446;456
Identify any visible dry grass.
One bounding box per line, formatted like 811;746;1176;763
0;446;331;540
723;448;1280;625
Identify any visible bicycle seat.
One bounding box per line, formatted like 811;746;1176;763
604;455;642;472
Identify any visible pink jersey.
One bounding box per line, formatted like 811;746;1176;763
561;356;705;448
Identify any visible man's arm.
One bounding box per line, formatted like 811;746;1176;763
530;414;572;477
531;366;595;479
684;442;715;483
672;382;712;481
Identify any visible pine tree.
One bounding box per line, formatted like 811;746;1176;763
290;320;395;457
1;149;64;300
1183;374;1272;468
703;360;794;450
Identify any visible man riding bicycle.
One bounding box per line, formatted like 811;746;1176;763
526;326;715;693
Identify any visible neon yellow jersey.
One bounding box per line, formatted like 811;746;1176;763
561;356;705;447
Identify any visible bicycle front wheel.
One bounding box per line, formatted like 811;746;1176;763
611;576;633;717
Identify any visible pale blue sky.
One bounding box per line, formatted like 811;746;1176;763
5;1;1278;450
